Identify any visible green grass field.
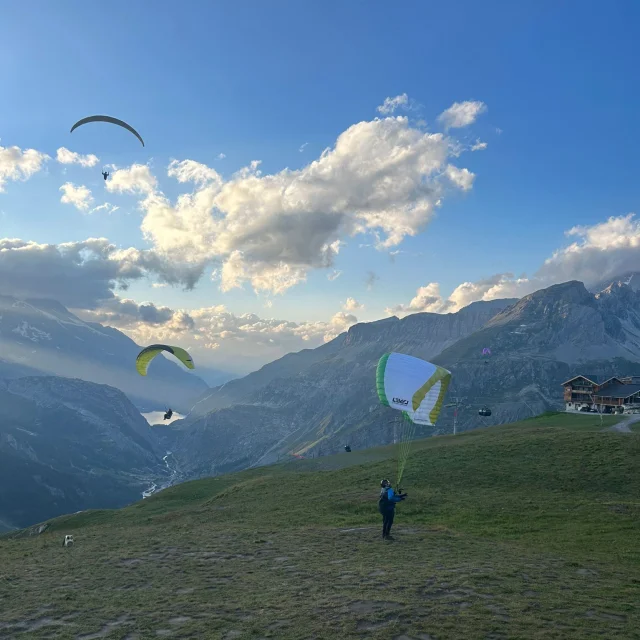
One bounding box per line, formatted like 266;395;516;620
1;412;638;639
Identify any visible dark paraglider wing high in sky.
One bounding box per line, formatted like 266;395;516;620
70;115;145;147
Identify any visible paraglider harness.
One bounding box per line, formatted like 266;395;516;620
378;485;407;513
164;408;173;420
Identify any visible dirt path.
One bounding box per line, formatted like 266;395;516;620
604;415;640;433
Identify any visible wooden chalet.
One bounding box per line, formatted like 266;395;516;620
562;375;640;413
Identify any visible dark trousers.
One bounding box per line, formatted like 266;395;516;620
381;508;395;538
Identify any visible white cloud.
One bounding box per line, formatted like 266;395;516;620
343;297;364;312
386;282;446;316
0;144;49;192
87;302;358;373
471;139;488;151
89;202;120;215
59;182;94;212
217;153;226;160
377;94;409;115
445;165;475;191
323;311;358;341
167;159;223;188
495;127;503;135
387;213;640;316
56;147;99;168
437;101;487;130
98;108;477;297
299;142;309;152
327;270;342;281
105;163;158;196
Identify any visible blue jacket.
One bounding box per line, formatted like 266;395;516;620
379;487;403;511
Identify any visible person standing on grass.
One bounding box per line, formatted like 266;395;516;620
378;479;406;541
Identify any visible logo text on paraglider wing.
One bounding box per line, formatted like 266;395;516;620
393;397;409;405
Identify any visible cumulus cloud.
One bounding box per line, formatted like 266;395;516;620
89;302;358;373
323;311;358;341
377;94;409;115
471;139;488;151
167;159;223;188
79;296;194;330
387;213;640;317
444;165;475;191
106;163;158;196
386;282;445;316
59;182;94;211
437;101;487;130
343;297;363;312
56;147;100;168
0;144;49;192
0;238;204;309
127;113;475;295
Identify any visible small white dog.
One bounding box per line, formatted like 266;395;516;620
63;535;74;547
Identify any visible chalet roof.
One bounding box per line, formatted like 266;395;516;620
561;375;598;386
594;382;640;399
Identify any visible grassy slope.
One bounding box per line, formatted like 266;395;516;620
1;412;638;639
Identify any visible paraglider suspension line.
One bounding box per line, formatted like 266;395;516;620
396;411;417;488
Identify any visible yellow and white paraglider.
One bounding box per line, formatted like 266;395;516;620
135;344;194;377
376;352;451;486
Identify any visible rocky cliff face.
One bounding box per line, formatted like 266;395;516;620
0;295;208;412
169;298;518;477
0;376;168;530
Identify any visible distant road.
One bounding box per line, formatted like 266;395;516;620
605;415;640;433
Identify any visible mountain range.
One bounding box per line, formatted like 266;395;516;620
5;276;640;530
167;278;640;479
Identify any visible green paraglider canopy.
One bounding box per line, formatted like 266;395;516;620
376;352;451;485
70;115;145;147
136;344;194;376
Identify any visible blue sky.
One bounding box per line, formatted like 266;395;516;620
0;1;639;373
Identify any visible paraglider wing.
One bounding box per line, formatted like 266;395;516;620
482;347;491;356
376;352;451;426
135;344;194;376
70;115;145;147
376;352;451;485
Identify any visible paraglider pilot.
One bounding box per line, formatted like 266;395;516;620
378;479;407;541
164;408;173;421
102;171;109;181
